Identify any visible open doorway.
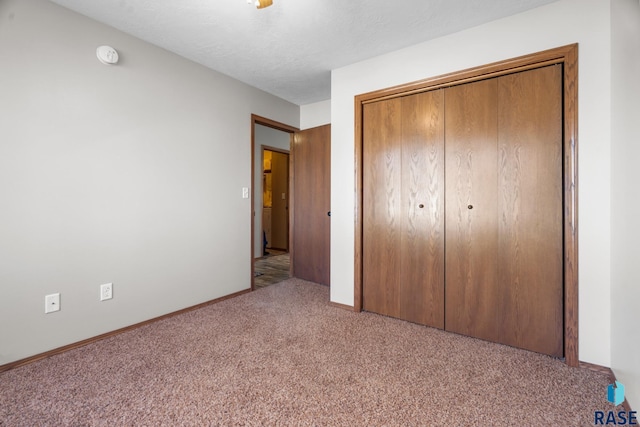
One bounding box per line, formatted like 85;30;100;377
251;116;298;290
255;146;290;289
261;148;289;255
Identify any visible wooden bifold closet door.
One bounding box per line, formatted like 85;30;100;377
362;90;445;329
362;65;563;357
445;65;563;357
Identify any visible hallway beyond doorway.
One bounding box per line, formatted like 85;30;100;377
254;250;290;288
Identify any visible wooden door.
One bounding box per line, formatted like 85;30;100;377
292;125;331;286
362;91;445;328
445;66;563;357
495;65;563;357
362;98;402;318
444;78;500;342
270;151;289;250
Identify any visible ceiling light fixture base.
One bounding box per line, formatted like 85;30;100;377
247;0;273;9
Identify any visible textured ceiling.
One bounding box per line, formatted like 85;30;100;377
49;0;557;105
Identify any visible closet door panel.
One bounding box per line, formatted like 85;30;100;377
445;79;500;341
497;66;563;357
399;90;445;328
362;99;403;318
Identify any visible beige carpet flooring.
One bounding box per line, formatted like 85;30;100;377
0;279;615;426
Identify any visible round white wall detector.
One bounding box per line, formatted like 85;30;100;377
96;46;119;65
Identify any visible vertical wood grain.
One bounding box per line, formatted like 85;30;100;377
362;99;402;318
354;45;579;365
354;97;364;312
563;46;579;367
270;151;289;250
497;65;563;357
444;78;499;341
399;90;445;328
292;125;331;286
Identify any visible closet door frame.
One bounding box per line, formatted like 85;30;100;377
353;44;579;367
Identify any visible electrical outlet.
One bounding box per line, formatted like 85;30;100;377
100;283;113;301
242;187;249;199
45;293;60;314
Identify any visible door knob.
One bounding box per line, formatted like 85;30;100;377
418;204;424;209
327;211;331;217
468;205;473;210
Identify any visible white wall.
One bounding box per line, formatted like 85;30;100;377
331;0;613;366
253;124;291;258
610;0;640;410
0;0;299;365
300;100;331;130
